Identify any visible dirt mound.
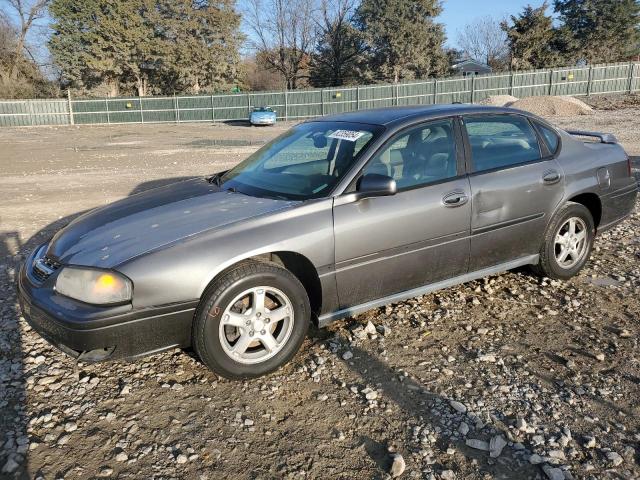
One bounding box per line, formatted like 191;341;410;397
508;95;593;116
479;95;518;107
581;93;640;110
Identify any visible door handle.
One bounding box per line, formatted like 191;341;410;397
442;191;469;207
542;170;561;184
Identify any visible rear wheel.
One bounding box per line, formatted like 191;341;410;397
533;202;595;280
193;260;310;379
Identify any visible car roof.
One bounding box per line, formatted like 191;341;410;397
319;104;530;126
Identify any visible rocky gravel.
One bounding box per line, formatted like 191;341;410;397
0;109;639;479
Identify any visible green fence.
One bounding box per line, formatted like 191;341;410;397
1;61;639;127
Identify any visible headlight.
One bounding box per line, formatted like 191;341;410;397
55;267;132;305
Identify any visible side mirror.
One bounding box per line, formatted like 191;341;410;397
355;173;397;199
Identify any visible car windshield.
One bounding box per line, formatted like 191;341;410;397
253;107;273;112
219;121;383;200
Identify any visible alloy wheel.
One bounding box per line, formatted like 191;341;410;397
217;286;294;365
554;217;588;269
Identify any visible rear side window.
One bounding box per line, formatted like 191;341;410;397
536;123;560;154
465;115;542;172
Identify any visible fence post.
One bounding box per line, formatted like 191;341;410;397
247;93;251;117
548;70;554;95
586;65;593;96
356;86;360;110
67;89;74;125
433;79;438;104
284;90;288;121
321;89;324;116
211;94;215;122
470;75;475;103
394;83;399;106
509;71;514;96
174;95;180;123
25;100;33;126
105;98;110;124
628;61;634;94
139;97;144;123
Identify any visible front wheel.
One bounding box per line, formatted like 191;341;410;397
533;202;595;280
192;260;310;379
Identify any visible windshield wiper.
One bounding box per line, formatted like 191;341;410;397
208;173;222;186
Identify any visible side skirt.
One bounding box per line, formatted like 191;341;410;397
317;254;539;327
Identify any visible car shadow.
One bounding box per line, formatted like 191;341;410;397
222;119;253;128
0;227;29;479
0;175;200;478
338;343;541;477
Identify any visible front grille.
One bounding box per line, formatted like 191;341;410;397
31;256;61;282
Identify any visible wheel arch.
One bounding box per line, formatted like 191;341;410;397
566;192;602;229
199;251;323;319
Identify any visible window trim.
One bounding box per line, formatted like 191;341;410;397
345;116;466;194
531;119;562;158
460;113;550;175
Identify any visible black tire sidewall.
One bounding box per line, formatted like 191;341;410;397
195;263;309;379
543;203;595;279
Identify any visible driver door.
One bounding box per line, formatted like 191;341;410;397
332;118;472;308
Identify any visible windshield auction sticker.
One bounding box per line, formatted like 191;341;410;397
328;130;366;142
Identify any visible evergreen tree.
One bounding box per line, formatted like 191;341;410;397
48;0;103;92
49;0;242;96
91;0;158;97
501;2;563;70
554;0;640;63
354;0;448;83
153;0;243;94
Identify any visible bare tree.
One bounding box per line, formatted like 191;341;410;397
310;0;364;86
457;15;509;70
244;0;316;89
0;0;50;82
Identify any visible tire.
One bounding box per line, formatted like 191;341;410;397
192;260;310;379
532;201;595;280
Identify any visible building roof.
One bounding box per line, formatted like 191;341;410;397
452;59;491;69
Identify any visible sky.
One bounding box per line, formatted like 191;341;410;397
440;0;550;46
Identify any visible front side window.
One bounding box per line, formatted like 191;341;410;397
465;115;542;172
361;119;458;190
221;121;382;200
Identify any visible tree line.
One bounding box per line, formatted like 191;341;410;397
0;0;638;98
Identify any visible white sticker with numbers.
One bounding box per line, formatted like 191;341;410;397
328;130;365;142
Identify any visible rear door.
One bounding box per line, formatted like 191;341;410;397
333;117;471;308
462;114;565;271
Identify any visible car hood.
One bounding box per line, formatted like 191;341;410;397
46;177;298;268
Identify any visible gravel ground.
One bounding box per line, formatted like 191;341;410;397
0;110;639;480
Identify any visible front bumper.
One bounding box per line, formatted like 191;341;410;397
250;117;276;125
17;249;196;362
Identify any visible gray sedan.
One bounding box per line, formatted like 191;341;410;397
18;105;638;379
